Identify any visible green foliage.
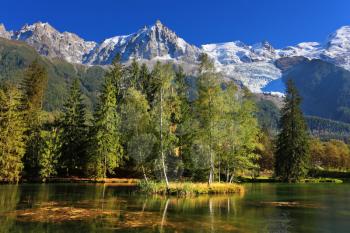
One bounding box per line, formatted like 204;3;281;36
308;168;350;179
59;79;88;176
306;116;350;141
120;88;154;181
150;62;179;186
21;60;48;177
194;54;223;184
0;84;26;182
174;66;195;176
310;138;350;170
38;128;61;181
0;51;263;183
107;55;127;104
275;80;310;182
139;63;152;98
88;77;123;178
137;181;244;196
256;129;275;171
0;38;105;111
218;84;261;181
22;59;48;111
255;98;280;134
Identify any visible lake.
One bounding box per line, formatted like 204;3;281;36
0;183;349;233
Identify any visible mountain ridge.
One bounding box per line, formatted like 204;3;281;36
2;21;350;94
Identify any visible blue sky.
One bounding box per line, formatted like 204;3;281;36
2;0;350;47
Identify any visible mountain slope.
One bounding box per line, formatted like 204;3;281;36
3;21;350;94
0;38;105;111
277;57;350;123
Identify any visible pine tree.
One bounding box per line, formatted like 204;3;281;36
108;54;126;104
139;63;151;97
38;128;61;181
0;85;26;182
59;79;87;176
128;58;141;90
121;88;154;182
22;59;48;111
21;60;48;177
88;77;123;178
275;80;310;182
173;66;195;175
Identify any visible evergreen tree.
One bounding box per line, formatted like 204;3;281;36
139;63;151;97
22;60;48;110
108;54;126;104
128;58;141;90
275;80;310;182
88;77;123;178
0;85;26;182
60;79;87;176
21;60;48;177
174;66;195;176
38;128;61;181
121;88;154;182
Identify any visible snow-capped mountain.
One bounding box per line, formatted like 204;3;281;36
201;26;350;93
85;20;200;65
13;22;97;64
2;21;350;94
202;40;278;65
202;41;282;92
321;26;350;70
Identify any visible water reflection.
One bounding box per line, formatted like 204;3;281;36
0;183;349;232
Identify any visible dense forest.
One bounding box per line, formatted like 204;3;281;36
0;38;106;111
0;54;262;183
1;51;350;183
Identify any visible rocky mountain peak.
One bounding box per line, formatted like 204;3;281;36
0;23;12;39
155;19;163;27
85;20;200;64
13;22;97;64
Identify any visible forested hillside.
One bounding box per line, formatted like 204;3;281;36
277;57;350;123
0;38;105;111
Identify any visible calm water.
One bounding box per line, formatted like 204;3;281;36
0;183;349;233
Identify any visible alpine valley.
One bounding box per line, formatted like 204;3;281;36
2;20;350;127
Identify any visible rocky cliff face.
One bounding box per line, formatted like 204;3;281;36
85;20;200;65
0;24;12;39
12;22;97;64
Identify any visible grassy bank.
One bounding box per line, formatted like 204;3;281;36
308;169;350;179
137;181;244;196
238;176;343;183
21;177;140;185
300;178;343;183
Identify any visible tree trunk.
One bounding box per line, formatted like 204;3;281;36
160;199;170;233
229;171;235;183
218;155;221;183
226;167;230;182
208;95;214;186
142;164;148;183
104;153;107;179
160;88;169;189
